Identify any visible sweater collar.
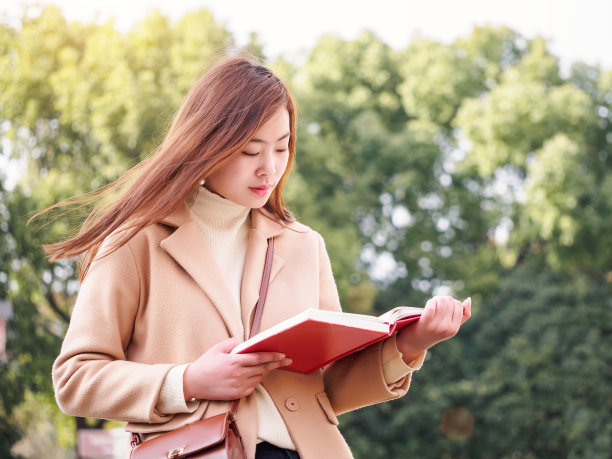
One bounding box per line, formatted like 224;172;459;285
160;193;289;240
188;186;251;231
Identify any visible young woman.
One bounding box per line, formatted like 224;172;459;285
47;56;471;458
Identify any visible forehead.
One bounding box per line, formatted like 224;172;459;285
249;108;290;144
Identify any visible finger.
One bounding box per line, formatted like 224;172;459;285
260;356;293;372
259;358;294;374
461;297;472;324
227;376;260;399
211;337;241;354
239;351;287;367
452;299;463;326
421;298;436;323
236;357;293;381
241;375;265;396
434;296;452;325
242;359;283;377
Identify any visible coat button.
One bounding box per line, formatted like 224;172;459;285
285;398;299;411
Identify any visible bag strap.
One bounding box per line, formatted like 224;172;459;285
230;237;274;415
250;237;274;338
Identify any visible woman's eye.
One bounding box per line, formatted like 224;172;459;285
242;151;258;157
276;148;288;153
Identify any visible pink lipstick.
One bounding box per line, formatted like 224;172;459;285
250;185;271;196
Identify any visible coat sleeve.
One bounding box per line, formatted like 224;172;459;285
314;233;413;415
52;239;176;424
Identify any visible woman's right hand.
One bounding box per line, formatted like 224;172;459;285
183;338;292;401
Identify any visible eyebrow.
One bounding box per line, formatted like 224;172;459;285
249;132;291;144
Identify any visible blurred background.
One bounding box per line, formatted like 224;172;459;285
1;1;611;458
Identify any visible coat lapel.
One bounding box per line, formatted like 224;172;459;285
240;210;286;338
159;204;244;339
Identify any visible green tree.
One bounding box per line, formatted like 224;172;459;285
464;265;612;458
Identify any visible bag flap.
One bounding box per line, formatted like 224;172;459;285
131;412;230;459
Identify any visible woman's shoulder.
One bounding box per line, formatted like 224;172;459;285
278;218;329;252
96;218;173;262
120;202;191;247
256;208;323;240
284;218;313;234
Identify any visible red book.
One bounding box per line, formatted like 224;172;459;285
231;306;422;374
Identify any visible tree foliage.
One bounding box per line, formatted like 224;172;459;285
1;7;610;458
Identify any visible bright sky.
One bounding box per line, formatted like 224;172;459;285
2;0;612;70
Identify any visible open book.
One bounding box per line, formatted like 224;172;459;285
231;306;422;374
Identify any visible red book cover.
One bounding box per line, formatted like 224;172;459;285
231;307;422;374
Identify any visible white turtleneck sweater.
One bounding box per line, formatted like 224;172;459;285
156;186;425;450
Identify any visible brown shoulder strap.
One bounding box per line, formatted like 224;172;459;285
230;237;274;416
249;237;274;338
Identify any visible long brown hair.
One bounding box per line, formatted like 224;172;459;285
34;55;298;278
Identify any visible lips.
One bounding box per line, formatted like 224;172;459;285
249;185;272;196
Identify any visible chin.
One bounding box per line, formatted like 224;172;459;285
249;201;268;209
235;197;268;209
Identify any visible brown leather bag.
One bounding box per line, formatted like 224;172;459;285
130;238;275;459
130;410;243;458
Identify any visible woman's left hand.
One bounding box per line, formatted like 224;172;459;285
395;296;471;364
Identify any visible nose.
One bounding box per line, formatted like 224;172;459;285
256;150;276;177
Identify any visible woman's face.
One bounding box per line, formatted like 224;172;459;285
205;108;290;208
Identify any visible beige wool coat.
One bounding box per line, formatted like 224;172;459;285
52;202;414;459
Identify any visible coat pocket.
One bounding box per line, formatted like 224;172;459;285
315;392;339;425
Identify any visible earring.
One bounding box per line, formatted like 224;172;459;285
200;179;205;186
